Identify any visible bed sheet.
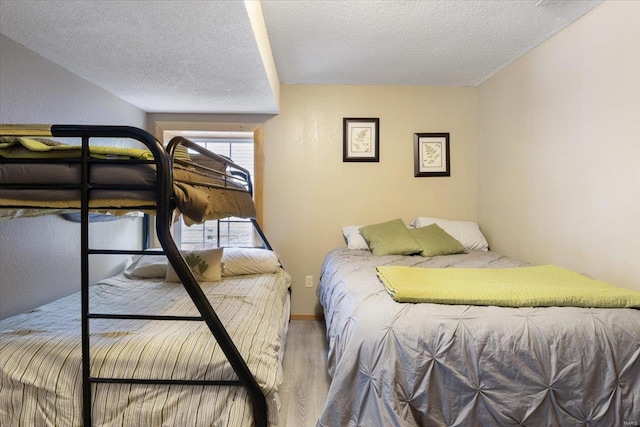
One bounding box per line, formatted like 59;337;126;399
0;269;291;426
317;248;640;426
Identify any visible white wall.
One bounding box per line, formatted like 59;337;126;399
478;1;640;291
0;34;148;319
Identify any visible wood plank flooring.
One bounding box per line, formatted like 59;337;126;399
278;320;332;426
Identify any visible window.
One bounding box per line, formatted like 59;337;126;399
169;134;256;250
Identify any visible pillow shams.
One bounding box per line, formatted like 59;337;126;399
410;224;465;257
124;247;279;282
411;216;489;251
359;218;422;256
166;248;223;282
221;248;281;276
124;253;168;278
342;225;369;250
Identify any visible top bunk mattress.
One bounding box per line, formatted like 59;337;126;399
0;136;256;223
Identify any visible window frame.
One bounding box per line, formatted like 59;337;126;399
148;122;264;250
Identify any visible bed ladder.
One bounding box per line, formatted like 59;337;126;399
48;125;269;427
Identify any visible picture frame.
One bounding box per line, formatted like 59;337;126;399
343;118;379;162
413;133;450;177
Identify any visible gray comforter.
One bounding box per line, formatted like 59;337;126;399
317;249;640;426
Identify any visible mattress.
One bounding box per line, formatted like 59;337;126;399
0;160;256;223
0;134;256;223
317;248;640;426
0;269;292;426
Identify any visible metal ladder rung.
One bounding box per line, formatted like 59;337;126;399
88;249;166;256
89;377;242;387
88;313;203;321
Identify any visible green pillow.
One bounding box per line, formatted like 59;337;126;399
410;224;465;257
359;219;422;256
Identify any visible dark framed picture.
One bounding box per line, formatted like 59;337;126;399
414;133;450;177
343;118;379;162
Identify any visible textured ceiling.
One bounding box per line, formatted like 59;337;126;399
261;0;603;86
0;0;277;114
0;0;603;114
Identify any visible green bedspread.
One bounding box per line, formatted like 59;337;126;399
376;265;640;308
0;136;154;160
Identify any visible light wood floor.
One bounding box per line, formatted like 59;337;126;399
278;320;332;426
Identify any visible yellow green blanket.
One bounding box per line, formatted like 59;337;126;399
0;136;154;160
376;265;640;308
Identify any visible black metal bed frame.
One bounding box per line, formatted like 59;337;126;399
0;125;269;426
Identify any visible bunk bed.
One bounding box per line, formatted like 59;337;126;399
0;124;290;426
318;220;640;426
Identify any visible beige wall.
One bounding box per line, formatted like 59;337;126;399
478;1;640;292
263;85;479;315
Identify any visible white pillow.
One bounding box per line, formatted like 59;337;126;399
221;248;281;276
166;248;223;282
123;253;168;278
342;225;369;250
411;217;489;251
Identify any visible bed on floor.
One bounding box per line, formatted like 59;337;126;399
1;256;291;426
0;124;291;426
318;218;640;426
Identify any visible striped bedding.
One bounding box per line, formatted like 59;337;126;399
0;269;291;426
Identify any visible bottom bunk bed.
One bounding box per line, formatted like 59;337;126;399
318;218;640;426
0;124;287;425
0;248;291;426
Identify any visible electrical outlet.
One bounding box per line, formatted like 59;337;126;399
305;275;314;288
